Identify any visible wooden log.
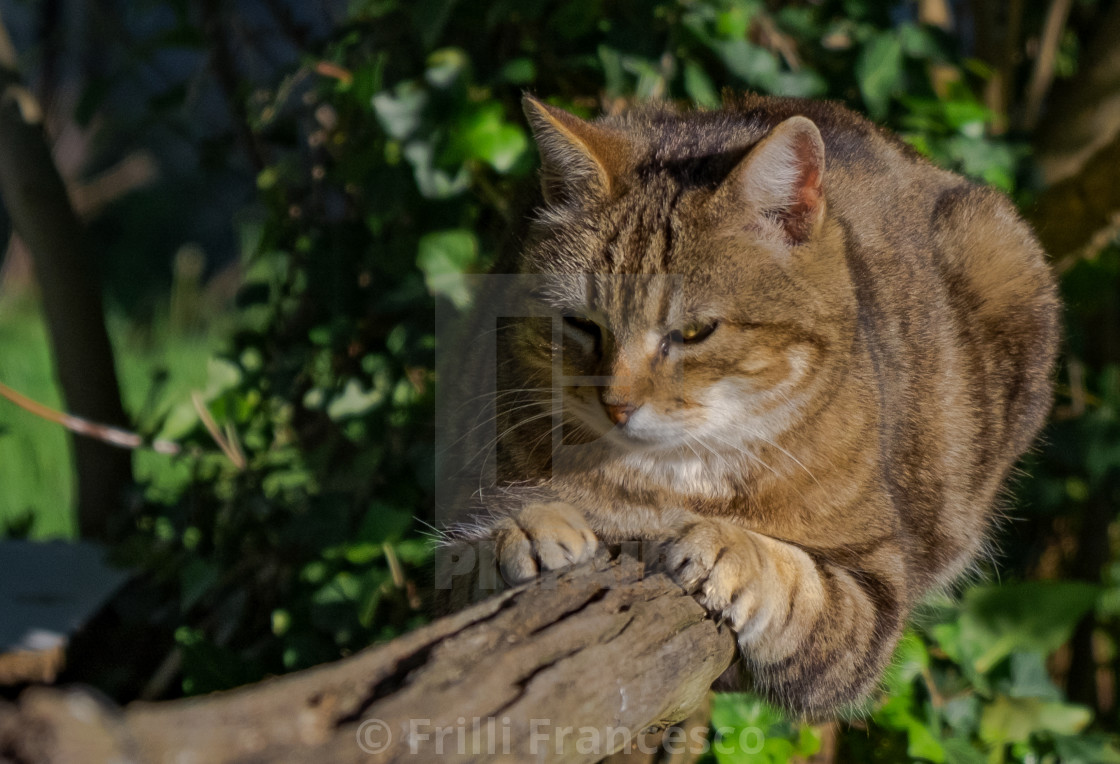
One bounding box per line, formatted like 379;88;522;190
0;554;735;763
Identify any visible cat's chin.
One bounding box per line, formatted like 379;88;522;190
603;427;659;450
564;402;706;454
600;422;698;455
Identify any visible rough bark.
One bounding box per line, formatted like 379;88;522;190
1030;129;1120;270
0;554;736;764
0;12;132;540
1034;0;1120;185
1024;2;1120;267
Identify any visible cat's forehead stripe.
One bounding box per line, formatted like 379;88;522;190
613;192;677;274
656;276;674;327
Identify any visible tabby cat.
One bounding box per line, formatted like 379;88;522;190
438;93;1060;716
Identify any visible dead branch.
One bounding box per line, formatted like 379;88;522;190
1022;0;1074;131
1032;128;1120;271
1034;0;1120;184
0;554;735;763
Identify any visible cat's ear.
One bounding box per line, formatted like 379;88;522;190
522;95;632;205
722;116;826;245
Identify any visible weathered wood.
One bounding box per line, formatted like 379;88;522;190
0;554;735;763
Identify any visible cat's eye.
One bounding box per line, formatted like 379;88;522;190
668;319;719;345
563;315;601;337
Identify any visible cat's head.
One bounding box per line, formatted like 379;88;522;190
512;96;857;462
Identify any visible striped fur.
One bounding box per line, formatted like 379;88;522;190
441;94;1060;717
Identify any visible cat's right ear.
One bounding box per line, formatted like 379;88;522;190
522;95;632;206
719;116;826;245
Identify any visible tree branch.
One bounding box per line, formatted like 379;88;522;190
1021;0;1073;131
1031;128;1120;271
0;555;735;763
1034;0;1120;184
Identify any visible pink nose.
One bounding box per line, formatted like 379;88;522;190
605;402;637;426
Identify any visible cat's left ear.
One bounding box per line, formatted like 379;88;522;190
721;116;826;245
522;95;634;206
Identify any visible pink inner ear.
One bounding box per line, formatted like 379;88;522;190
781;139;824;244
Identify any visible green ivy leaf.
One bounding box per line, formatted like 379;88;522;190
499;58;536;84
1007;651;1062;701
327;378;387;420
372;82;429;140
979;695;1091;747
958;581;1099;675
312;571;362;606
939;737;988;764
1053;733;1120;764
403;140;470;198
393;538;435;565
158;399;200;441
357;501;415;544
416;229;479;308
716;40;779;88
904;718;945;763
451;103;528;172
424;47;470;89
772;70;827;98
855;32;903;119
684;60;720;108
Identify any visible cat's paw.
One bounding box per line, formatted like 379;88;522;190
664;520;757;633
495;502;599;585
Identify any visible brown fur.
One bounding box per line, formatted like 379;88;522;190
439;93;1060;717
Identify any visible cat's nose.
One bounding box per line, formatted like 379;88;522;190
605;402;637;426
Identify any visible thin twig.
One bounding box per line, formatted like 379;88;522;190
190;392;247;470
1022;0;1074;130
384;541;405;588
0;379;180;455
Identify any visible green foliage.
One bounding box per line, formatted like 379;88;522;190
865;586;1116;764
3;1;1120;761
707;693;820;762
0;297;72;536
0;294;226;537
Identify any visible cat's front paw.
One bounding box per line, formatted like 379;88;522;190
664;520;759;635
496;502;599;585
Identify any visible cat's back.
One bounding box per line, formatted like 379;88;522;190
733;96;1057;583
607;95;1058;581
734;96;1058;578
608;93;958;205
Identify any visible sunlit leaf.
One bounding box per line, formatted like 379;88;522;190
372;82;429;140
856;32;903;119
979;695;1091;747
684;60;720;108
416;229;479;307
957;582;1099;675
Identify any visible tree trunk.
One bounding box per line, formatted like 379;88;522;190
0;12;131;540
0;554;736;763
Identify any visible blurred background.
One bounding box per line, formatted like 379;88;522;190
0;0;1118;761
